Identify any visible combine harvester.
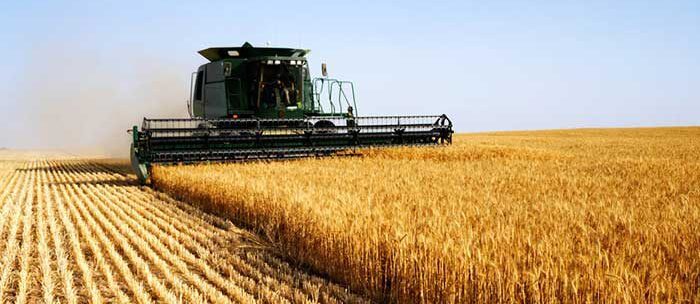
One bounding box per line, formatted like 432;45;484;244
130;42;453;184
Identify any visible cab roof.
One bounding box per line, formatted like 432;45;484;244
198;42;310;62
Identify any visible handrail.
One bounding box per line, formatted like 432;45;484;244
312;78;327;113
329;80;358;117
312;77;358;115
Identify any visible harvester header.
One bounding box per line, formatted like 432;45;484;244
130;42;453;183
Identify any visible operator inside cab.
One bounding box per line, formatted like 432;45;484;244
256;62;300;117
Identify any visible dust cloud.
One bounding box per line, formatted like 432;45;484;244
13;46;190;157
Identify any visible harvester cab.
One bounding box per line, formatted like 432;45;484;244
130;42;453;184
188;42;356;121
190;42;313;120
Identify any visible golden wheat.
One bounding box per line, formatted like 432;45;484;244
0;154;361;303
153;127;700;303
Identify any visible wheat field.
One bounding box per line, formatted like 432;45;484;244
153;127;700;303
0;152;365;303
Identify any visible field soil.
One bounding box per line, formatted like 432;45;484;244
0;151;365;303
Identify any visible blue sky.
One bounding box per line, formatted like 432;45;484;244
0;1;698;153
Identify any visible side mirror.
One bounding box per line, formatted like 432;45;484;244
321;63;328;77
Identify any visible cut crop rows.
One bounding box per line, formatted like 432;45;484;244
0;156;363;303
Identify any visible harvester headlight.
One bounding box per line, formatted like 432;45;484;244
290;60;297;65
274;60;281;65
266;60;274;65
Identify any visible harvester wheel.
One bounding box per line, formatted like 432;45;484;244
130;143;149;185
313;120;336;133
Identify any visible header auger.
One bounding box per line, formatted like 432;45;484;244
130;42;453;184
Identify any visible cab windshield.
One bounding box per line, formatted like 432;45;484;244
255;63;303;110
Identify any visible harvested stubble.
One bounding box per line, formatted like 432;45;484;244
153;127;700;303
0;154;364;303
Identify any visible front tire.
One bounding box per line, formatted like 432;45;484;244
130;143;149;185
313;120;336;133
